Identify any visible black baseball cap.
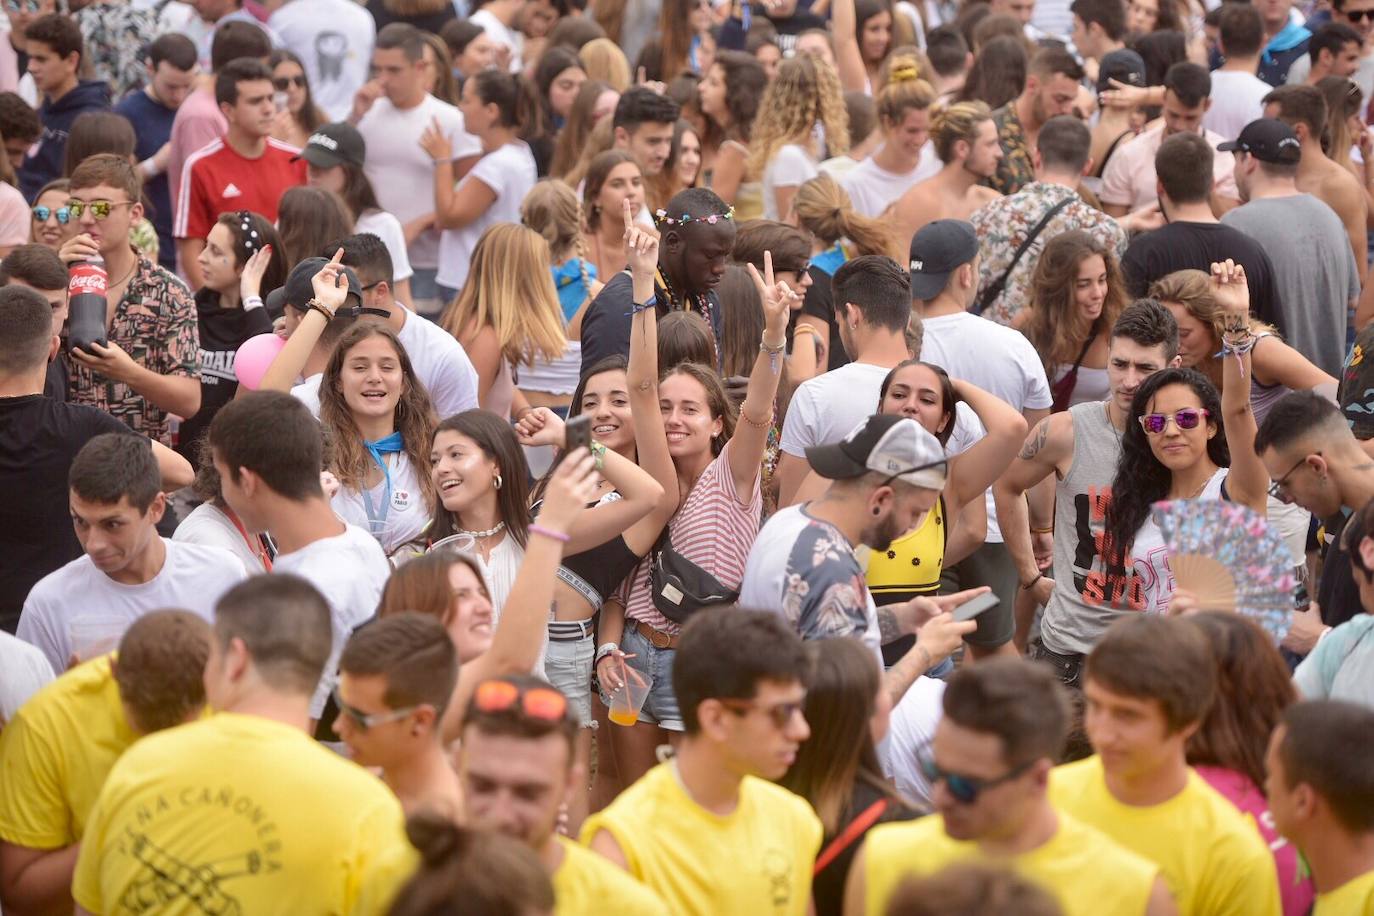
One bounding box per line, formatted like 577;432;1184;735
1097;49;1147;94
267;256;364;315
1217;118;1302;165
293;122;366;169
909;219;979;301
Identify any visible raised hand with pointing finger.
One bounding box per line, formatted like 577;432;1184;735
310;248;351;315
623;197;660;282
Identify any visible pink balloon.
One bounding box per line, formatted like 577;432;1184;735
234;333;286;390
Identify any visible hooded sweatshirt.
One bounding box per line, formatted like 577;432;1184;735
19;80;111;201
176;288;272;463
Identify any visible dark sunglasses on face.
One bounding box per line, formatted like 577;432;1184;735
32;205;69;223
274;75;308;90
67;199;135;221
918;751;1035;804
1138;407;1210;436
1346;9;1374;21
718;697;806;730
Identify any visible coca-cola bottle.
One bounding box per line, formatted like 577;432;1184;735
67;254;108;354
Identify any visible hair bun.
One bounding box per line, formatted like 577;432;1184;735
406;813;472;866
890;65;920;83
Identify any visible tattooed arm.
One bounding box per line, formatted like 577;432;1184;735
993;412;1077;607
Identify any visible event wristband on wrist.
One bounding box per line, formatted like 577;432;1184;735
242;295;264;311
595;642;620;665
589;440;607;470
528;524;570;543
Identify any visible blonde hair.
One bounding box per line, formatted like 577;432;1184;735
1148;269;1276;343
930;99;992;163
521;179;595;310
439;224;567;367
794;174;901;260
748;55;849;177
580;38;632;92
876;47;932;93
876;53;938;126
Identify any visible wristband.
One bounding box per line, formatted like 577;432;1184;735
595;642;620;664
138;156;161;178
590;440;607;470
306;300;335;321
529;523;570;543
1020;572;1045;590
242;295;264;311
1031;525;1053;534
760;337;786;354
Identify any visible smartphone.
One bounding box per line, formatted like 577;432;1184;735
952;592;1001;623
565;414;592;453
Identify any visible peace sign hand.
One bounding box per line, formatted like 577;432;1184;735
745;251;796;340
623;197;660;282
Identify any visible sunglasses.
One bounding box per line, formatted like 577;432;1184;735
918;751;1034;804
332;685;419;731
1138;407;1210;436
274;75;307;90
1346;8;1374;21
32;205;69;223
473;679;569;721
1268;451;1318;504
66;199;136;220
719;697;806;730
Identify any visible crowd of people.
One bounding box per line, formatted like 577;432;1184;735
2;0;1374;911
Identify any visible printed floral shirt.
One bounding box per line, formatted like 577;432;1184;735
990;103;1036;196
69;253;198;446
72;1;160;100
776;513;871;641
969;181;1128;326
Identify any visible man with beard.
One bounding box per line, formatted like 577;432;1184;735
741;413;981;700
888;100;1003;244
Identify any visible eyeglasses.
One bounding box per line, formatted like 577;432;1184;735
1346;8;1374;21
719;697;806;730
918;751;1035;804
1268;451;1317;504
473;679;569;721
32;205;69;223
332;685;419;731
274;75;307;90
1138;407;1210;436
66;199;136;221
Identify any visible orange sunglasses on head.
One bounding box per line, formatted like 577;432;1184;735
473;680;568;721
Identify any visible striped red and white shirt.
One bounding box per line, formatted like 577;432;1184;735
622;439;762;634
173;136;306;240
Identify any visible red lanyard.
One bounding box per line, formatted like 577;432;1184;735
226;507;272;572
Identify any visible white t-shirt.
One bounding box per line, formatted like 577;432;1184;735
841;145;941;218
290;306;479;419
469;7;523;72
268;0;376;122
358;95;481;271
763;143;818;221
355;209;414;282
272;523;391;718
1204;71;1273;146
920;311;1054;542
330;452;431;555
435;141;538;290
0;630;54;727
1129;468;1228;616
173;502;268;574
16;540;249;674
880;674;946;806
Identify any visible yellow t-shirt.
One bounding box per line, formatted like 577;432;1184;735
861;809;1159;916
865;496;947;600
72;712;413;916
1050;756;1281;916
0;654;135;849
553;835;670;915
1314;869;1374;916
579;762;822;916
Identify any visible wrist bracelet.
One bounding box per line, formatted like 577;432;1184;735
739;407;773;428
1020;572;1045;590
242;295;264;311
1031;525;1053;534
529;523;570;543
760;337;786;354
595;642;620;664
305;298;335;321
590;440;607;470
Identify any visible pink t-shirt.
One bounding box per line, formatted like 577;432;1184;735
167;88;227;221
0;181;30;249
621;439;762;634
1195;765;1314;916
1100;124;1240;210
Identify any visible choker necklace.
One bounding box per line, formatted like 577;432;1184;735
458;521;505;539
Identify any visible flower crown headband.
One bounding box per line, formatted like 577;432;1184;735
653;206;736;227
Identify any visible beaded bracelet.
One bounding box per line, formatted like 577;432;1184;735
739;407;773;428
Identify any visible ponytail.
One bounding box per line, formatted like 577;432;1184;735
473;69;546;139
794;173;901;260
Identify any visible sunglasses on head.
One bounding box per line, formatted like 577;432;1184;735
918;751;1034;804
274;75;308;90
67;199;135;220
1138;407;1210;436
32;205;69;223
473;679;569;721
331;685;419;731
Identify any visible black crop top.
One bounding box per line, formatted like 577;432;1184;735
531;494;644;609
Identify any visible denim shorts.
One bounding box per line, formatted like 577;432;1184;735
602;624;684;732
544;627;594;727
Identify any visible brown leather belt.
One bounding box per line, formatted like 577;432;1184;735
636;620;680;649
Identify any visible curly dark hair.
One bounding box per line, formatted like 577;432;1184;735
1103;367;1229;577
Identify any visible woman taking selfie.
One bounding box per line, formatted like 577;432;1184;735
1023;230;1128;412
319;323;438;558
1102;260;1269;617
